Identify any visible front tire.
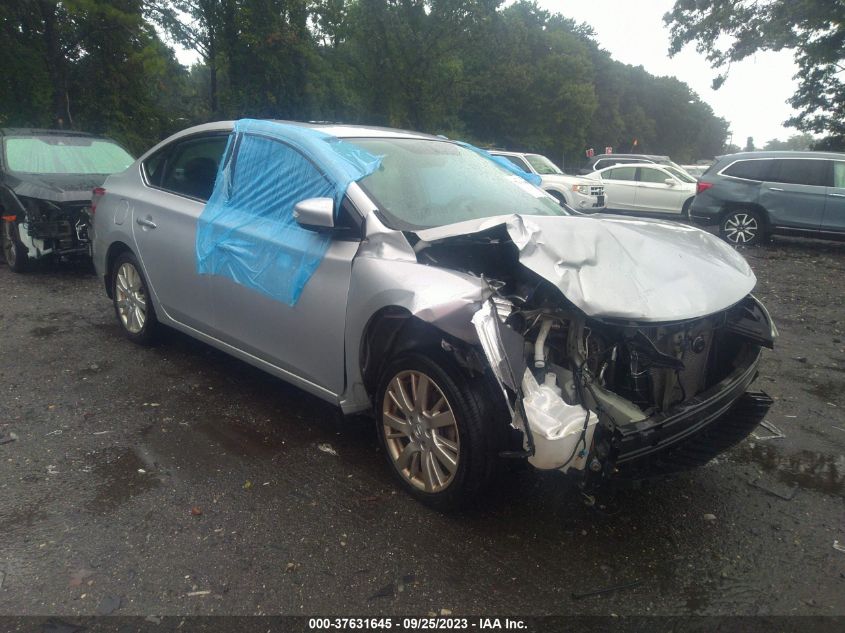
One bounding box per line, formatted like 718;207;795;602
111;251;159;345
2;217;30;272
375;350;504;511
720;209;765;246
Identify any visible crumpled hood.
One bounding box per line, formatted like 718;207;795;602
415;213;756;322
5;173;108;203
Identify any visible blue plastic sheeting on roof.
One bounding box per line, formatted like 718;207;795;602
455;141;543;187
196;119;381;305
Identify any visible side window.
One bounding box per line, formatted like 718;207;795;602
833;162;845;189
604;166;637;181
498;155;531;172
767;159;831;187
638;167;669;184
722;159;772;181
157;135;229;201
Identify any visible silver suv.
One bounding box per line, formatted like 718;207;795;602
93;120;775;509
691;151;845;245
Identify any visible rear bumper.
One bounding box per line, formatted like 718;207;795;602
611;345;770;478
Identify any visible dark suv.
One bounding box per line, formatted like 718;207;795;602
1;128;134;271
690;151;845;245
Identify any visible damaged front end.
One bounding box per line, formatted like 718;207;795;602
415;214;776;489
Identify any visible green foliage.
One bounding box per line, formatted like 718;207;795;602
665;0;845;145
763;133;815;151
2;0;730;164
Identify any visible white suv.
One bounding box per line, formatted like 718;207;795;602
489;150;606;211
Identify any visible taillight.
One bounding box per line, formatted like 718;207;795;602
696;181;713;195
91;187;106;214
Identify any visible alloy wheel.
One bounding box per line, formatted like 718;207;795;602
115;262;148;334
723;212;759;244
382;370;461;493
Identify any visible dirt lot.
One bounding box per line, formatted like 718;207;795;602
0;235;843;618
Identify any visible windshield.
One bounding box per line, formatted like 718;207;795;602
353;138;567;230
525;153;563;175
664;166;697;183
3;135;134;175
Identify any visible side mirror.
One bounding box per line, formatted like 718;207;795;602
294;197;335;231
664;178;676;186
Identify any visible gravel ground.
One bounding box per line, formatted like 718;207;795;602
0;235;843;618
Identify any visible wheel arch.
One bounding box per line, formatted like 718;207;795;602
358;306;489;402
719;202;771;231
104;241;134;298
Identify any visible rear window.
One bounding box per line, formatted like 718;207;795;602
767;159;831;187
722;159;772;181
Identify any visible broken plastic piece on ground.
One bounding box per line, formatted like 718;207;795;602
571;579;642;600
751;420;785;440
0;432;17;445
834;540;845;553
521;370;597;472
317;443;338;456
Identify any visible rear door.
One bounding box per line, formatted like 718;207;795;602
822;160;845;233
132;132;229;330
599;165;638;210
759;158;830;231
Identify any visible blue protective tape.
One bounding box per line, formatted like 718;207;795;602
455;141;543;187
196;119;381;305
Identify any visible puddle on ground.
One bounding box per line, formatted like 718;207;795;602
739;443;844;497
86;447;160;513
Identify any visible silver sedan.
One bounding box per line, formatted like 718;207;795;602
93;120;776;510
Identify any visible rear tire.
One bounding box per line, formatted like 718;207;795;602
111;251;159;346
375;349;505;511
2;217;30;272
720;208;765;246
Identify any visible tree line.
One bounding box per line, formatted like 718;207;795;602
2;0;734;165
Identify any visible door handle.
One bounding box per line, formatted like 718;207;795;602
136;217;157;229
768;187;784;191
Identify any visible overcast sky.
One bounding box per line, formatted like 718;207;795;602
541;0;800;145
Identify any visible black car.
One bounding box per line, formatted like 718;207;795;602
690;151;845;245
0;128;134;271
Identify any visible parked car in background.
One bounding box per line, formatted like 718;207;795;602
488;150;606;211
681;164;711;178
691;151;845;245
588;162;697;217
1;128;134;271
93;119;774;510
580;153;688;174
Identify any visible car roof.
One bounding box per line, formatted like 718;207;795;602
172;120;441;142
717;150;845;161
593;153;669;161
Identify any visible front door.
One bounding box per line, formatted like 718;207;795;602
822;160;845;234
205;132;358;396
633;166;687;214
